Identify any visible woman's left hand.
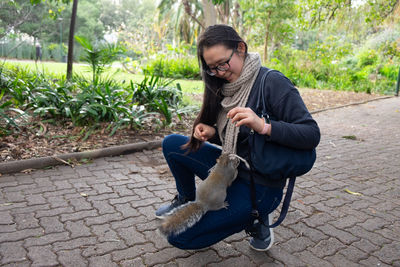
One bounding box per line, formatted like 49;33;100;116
227;107;265;133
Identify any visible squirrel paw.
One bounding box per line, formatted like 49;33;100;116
222;201;229;209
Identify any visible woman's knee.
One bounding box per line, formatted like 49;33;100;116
162;134;189;155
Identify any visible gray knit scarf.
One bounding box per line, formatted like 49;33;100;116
216;52;261;155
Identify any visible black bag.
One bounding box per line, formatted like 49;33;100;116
246;69;316;230
249;69;316;179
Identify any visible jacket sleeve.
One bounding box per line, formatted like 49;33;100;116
264;72;320;150
208;125;222;146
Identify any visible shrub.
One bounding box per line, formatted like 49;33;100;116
357;49;378;68
142;55;200;80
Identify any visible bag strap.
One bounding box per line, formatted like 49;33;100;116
247;68;296;229
256;68;274;117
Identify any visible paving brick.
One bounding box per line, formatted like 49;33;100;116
47;195;69;209
142;230;172;250
135;219;160;233
330;214;366;229
112;243;157;262
43;188;76;198
58;248;88;267
25;194;47;206
136;205;158;220
65;220;92;238
357;217;390;232
324;254;362;267
91;183;114;194
318;224;360;245
36;206;74;218
373;242;400;265
284;236;314;254
0;224;17;233
0;202;27;212
142;248;190;266
39;216;64;234
303;211;334;228
111;185;133;197
87;193;119;202
60;209;98;222
91;200;116;214
2;184;36;193
293;250;333;267
359;255;392;266
120;258;145;267
287;222;328;243
85;213;123;226
34;177;53;188
114;203;140;217
338;245;369;262
0;211;13;224
53;180;73;190
0;228;43;243
27;245;58;267
88;254;118;267
108;195;140;205
0;181;18;188
24;232;70;247
69;197;93;211
91;224;118;242
116;226;147;246
4;191;26;202
176;250;222;266
82;240;127;257
350;225;392;247
267;246;306;267
53;237;97;252
110;216;147;229
309;238;347;258
0;241;27;265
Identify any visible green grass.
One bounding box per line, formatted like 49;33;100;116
3;60;204;94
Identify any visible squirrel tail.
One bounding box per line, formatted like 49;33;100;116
158;202;206;237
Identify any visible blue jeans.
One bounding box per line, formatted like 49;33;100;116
162;134;283;250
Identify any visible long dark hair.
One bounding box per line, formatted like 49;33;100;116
183;24;248;151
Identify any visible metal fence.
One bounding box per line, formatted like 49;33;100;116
0;40;82;62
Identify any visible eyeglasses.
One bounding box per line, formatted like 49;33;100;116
205;50;235;76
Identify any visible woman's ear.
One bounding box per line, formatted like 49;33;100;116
237;42;246;54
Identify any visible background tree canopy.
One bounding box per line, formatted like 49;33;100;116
0;0;399;94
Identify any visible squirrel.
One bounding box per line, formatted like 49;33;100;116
158;153;240;237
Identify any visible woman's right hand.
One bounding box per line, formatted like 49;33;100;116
193;123;216;142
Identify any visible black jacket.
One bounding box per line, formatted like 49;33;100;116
210;67;320;188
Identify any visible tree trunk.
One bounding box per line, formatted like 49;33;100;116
263;11;271;63
66;0;78;81
202;0;217;28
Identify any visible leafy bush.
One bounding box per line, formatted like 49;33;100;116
357;49;378;67
380;64;399;80
142;55;200;80
75;36;125;85
0;64;189;137
129;74;184;125
0;90;28;136
269;40;398;94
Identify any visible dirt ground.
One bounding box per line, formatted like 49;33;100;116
0;88;387;162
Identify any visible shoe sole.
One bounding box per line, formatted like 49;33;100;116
155;214;165;219
249;213;275;252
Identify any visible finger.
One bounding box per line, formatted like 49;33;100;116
235;117;252;127
231;112;249;123
227;107;248;118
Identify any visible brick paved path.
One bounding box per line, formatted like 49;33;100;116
1;97;399;266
